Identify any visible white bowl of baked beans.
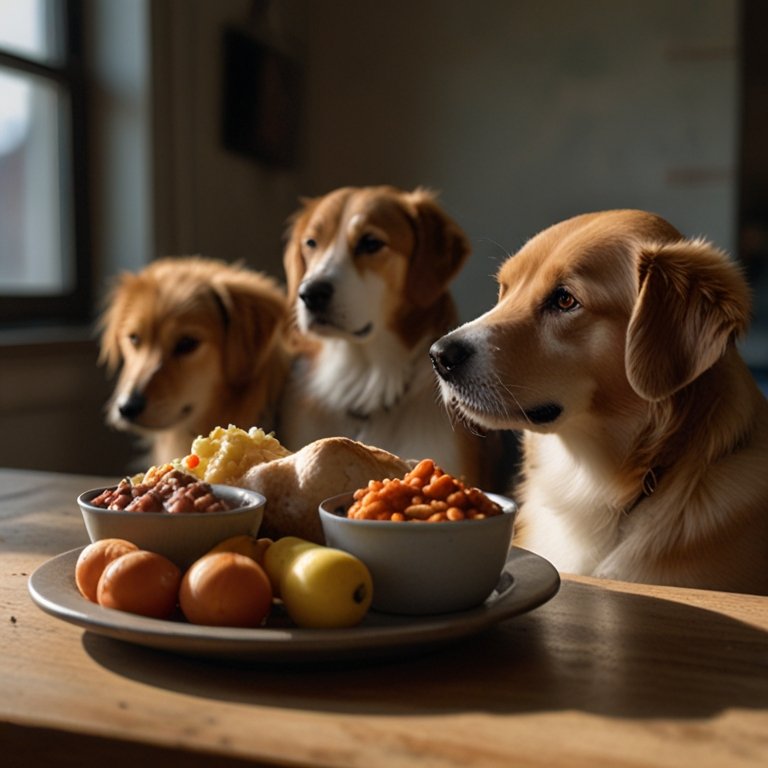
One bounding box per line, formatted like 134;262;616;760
319;459;517;615
78;472;266;568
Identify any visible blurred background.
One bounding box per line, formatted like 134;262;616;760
0;0;765;475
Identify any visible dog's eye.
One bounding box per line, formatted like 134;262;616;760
549;287;580;312
354;234;385;256
303;237;317;250
128;333;140;347
173;336;200;356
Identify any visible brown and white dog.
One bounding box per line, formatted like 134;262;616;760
430;210;768;594
99;256;292;465
279;185;498;486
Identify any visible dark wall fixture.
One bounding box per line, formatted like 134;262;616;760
738;0;768;281
221;19;302;168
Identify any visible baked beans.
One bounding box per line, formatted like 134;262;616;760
347;459;502;522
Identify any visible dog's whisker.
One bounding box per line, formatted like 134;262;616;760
476;237;513;266
486;371;533;426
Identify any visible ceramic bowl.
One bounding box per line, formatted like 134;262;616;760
77;484;266;568
319;492;517;615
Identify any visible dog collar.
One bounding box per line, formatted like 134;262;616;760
346;382;408;421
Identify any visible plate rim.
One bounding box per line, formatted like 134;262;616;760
28;546;560;662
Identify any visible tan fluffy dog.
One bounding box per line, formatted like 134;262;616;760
430;210;768;594
279;185;501;487
99;256;292;465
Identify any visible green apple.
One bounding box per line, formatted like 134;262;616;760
281;547;373;628
262;536;316;595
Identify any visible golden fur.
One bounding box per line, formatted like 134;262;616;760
279;185;501;487
431;210;768;594
99;256;292;465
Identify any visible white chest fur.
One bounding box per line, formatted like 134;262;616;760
281;331;463;475
307;332;418;417
520;434;628;574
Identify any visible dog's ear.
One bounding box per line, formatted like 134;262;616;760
96;272;136;374
282;197;316;305
404;189;470;307
626;238;751;401
212;270;289;386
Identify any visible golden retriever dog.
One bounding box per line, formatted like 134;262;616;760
430;210;768;594
279;185;500;487
99;256;292;465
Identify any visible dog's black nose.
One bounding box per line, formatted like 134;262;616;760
118;391;146;421
299;280;334;313
429;337;474;379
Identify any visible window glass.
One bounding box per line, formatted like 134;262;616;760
0;0;62;65
0;66;71;294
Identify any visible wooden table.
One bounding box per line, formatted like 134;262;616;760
2;468;767;767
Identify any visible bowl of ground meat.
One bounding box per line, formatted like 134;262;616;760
78;468;266;568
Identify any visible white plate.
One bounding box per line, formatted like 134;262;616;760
28;547;560;662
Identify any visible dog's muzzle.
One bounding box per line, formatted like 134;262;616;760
431;332;565;427
429;336;474;380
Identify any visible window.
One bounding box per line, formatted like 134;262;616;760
0;0;90;325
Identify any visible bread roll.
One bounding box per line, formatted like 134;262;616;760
239;437;411;542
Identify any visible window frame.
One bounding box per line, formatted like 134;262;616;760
0;0;91;326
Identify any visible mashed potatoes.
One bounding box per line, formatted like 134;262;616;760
184;425;292;484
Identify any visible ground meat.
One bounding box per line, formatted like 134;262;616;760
164;483;231;514
89;470;233;514
125;489;165;513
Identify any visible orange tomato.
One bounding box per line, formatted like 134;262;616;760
97;550;181;619
179;552;273;627
75;538;139;603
